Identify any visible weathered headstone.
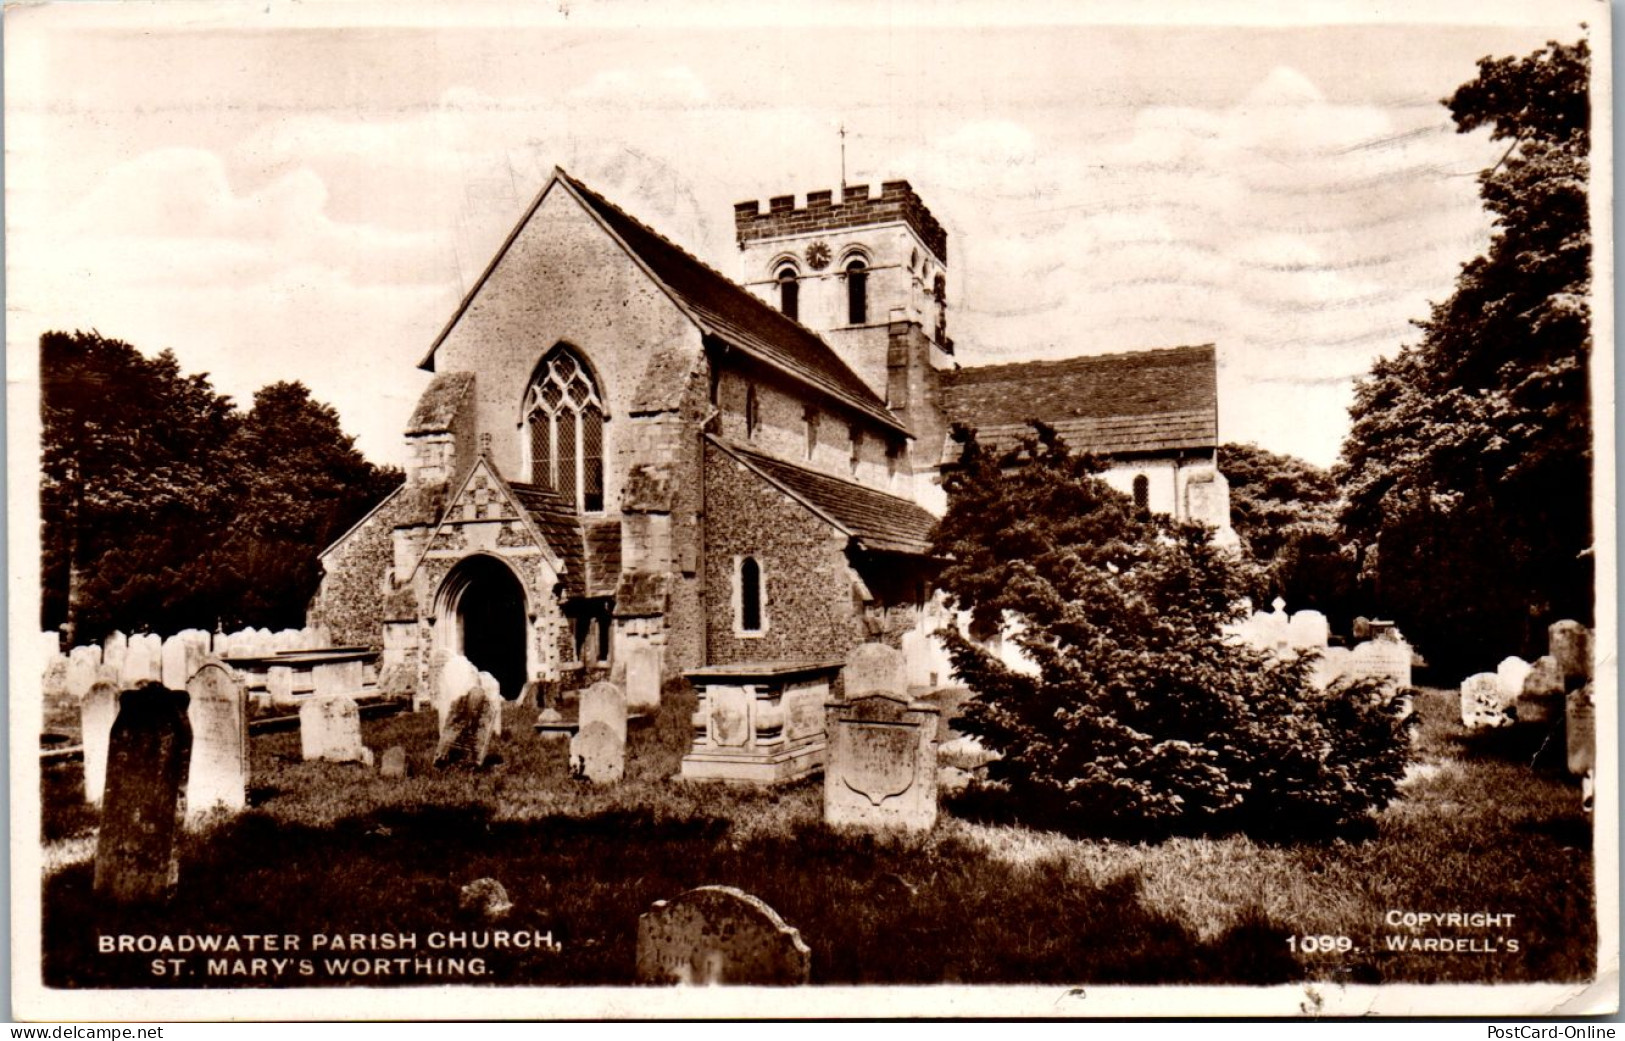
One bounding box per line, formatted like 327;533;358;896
299;695;372;765
185;661;249;821
1287;610;1330;651
93;683;192;904
80;680;120;806
459;878;513;920
844;642;908;699
1517;655;1565;725
625;643;662;712
433;686;499;769
1352;616;1371;640
1497;656;1533;701
380;745;408;779
824;691;941;831
66;646;101;701
121;638;160;687
578;681;627;744
102;631;128;666
1549;620;1592;689
570;721;625;784
1567;683;1595;777
636;886;811;985
1348;639;1412;692
267;666;297;708
1460;672;1513;730
479;671;504;737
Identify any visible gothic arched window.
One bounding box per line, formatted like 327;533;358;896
846;259;868;325
523;347;605;513
777;265;800;321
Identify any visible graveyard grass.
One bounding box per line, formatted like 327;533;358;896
42;686;1593;988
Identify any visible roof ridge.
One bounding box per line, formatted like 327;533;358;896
559;171;848;351
947;343;1215;380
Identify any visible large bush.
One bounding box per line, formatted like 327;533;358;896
934;424;1411;840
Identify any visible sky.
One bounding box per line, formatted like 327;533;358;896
4;0;1598;469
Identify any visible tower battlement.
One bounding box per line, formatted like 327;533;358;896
734;181;947;263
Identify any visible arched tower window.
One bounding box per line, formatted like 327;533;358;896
1133;474;1150;512
777;265;800;321
739;556;763;633
523;346;605;513
846;259;868;325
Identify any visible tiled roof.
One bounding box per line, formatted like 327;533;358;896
711;436;938;556
509;482;587;598
939;345;1217;461
555;172;909;437
583;518;622;599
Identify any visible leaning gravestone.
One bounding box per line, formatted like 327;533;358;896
434;686;499;769
299;695;372;766
1518;656;1565;725
636;886;811;985
1460;672;1512;730
185;661;249;821
93;683;192;904
80;680;120;806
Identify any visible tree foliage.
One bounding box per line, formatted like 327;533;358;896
1221;442;1359;632
934;424;1411;840
1335;39;1592;676
41;331;401;642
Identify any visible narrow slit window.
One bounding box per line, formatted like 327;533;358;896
740;557;762;633
745;384;760;438
1133;474;1150;512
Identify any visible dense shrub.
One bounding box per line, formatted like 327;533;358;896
934;423;1412;840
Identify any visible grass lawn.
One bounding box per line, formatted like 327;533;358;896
40;686;1594;988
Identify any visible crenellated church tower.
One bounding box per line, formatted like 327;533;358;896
734;182;953;498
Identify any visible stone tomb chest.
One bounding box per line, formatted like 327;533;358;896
680;661;842;784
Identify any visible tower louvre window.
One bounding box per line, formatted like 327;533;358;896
846;259;868;324
523;345;606;513
777;265;800;321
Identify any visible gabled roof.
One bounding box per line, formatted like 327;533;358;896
709;436;938;556
939;344;1218;461
406;458;569;590
419;167;909;438
508;482;588;598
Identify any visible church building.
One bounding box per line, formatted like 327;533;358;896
309;169;1232;709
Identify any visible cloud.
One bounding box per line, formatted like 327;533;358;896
903;64;1501;465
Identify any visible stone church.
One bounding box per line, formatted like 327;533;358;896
309;169;1232;709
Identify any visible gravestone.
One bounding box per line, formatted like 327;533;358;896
267;666;297;708
825;691;940;831
1567;683;1595;777
299;695;372;765
185;661;249;821
1497;656;1533;701
93;683;192;904
436;655;480;730
1287;610;1330;651
479;671;504;737
66;646;101;701
433;686;499;769
578;681;627;744
1460;672;1513;730
1352;616;1371;640
80;680;120;806
1549;620;1592;688
102;631;127;666
121;638;159;687
1518;656;1565;725
380;745;408;779
625;644;662;712
844;642;908;698
636;886;811;985
1348;639;1412;692
570;721;625;784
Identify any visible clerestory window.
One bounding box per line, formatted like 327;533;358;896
523;346;605;513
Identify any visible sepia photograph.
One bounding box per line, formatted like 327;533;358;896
5;0;1615;1020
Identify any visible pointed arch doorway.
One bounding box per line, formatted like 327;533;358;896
438;555;530;700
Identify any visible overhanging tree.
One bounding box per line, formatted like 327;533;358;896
935;424;1411;840
1336;39;1592;676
